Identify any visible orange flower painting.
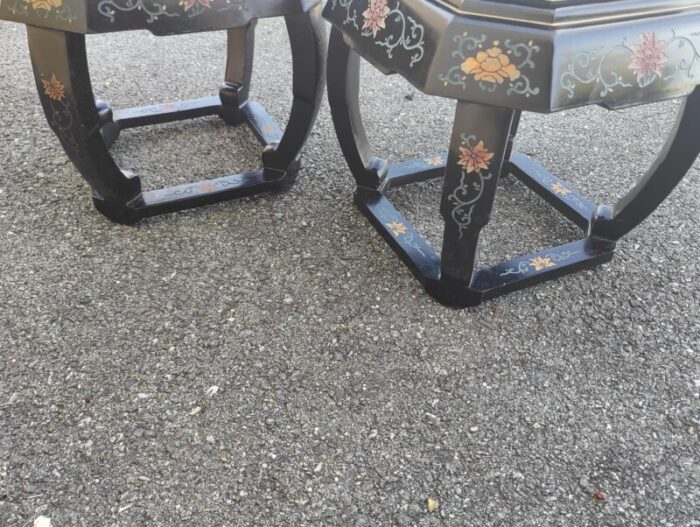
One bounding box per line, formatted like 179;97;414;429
461;47;521;84
551;183;572;195
198;182;220;193
24;0;62;10
458;140;493;174
42;74;65;101
386;221;407;237
529;257;556;272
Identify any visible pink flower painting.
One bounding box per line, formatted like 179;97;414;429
629;32;668;83
362;0;391;38
180;0;211;11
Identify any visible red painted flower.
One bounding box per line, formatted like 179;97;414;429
180;0;211;11
362;0;391;38
458;140;494;174
629;32;668;83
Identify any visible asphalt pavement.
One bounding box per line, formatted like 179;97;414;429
0;18;699;527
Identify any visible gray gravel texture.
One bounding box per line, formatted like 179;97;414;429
1;18;699;527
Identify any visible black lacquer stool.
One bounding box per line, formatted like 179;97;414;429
324;0;700;307
1;0;325;224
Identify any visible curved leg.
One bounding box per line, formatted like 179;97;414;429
260;5;326;180
327;26;387;189
591;87;700;241
27;26;141;222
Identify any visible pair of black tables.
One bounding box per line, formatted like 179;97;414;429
1;0;699;307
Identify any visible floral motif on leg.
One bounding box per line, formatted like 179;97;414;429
386;221;407;236
42;73;65;101
39;73;81;157
448;134;494;238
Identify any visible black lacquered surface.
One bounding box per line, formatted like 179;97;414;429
0;0;319;34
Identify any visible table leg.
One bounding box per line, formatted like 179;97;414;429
440;102;518;285
261;5;326;178
27;26;142;221
327;26;387;189
219;22;256;126
591;88;700;241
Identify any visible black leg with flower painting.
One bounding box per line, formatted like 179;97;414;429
26;6;325;224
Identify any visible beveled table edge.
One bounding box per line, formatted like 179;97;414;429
432;0;700;27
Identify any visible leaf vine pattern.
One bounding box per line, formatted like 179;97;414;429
97;0;245;23
39;74;81;159
447;134;494;238
499;250;580;277
330;0;425;67
560;30;700;99
153;174;244;204
380;217;426;257
524;162;591;213
439;33;541;97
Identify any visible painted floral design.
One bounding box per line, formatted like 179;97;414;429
24;0;62;10
38;73;81;159
560;29;699;100
550;182;571;195
447;134;494;238
529;257;556;272
198;182;220;193
330;0;425;67
5;0;74;21
98;0;244;23
425;155;444;167
440;35;540;97
458;140;493;174
629;32;668;83
180;0;210;11
42;74;65;101
362;0;390;38
461;46;521;85
386;221;407;237
499;250;580;277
